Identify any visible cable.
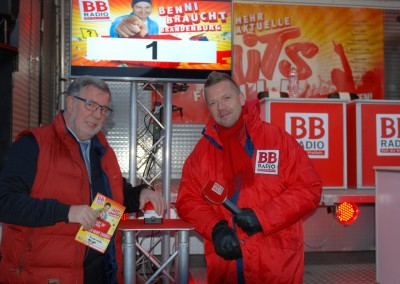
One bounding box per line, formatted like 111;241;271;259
135;230;163;281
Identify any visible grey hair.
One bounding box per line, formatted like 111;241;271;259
67;76;111;99
203;71;240;101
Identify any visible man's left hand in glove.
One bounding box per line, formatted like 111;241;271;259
234;208;263;236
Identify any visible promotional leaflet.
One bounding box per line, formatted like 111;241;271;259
75;193;126;253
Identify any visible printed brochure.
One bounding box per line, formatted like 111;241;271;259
75;193;126;253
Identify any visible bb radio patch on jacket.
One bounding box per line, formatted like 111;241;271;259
255;149;279;175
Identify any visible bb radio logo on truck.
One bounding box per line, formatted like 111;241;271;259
376;114;400;156
285;113;329;159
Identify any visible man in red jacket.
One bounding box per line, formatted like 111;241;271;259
175;71;322;283
0;76;166;283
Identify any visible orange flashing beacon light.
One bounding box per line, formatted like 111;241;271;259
336;202;360;225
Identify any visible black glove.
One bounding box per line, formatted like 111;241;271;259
211;220;242;260
234;208;263;236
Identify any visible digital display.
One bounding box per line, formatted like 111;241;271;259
70;0;232;82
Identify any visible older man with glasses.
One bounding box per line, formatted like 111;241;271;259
0;76;167;284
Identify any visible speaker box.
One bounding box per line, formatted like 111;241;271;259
0;0;19;20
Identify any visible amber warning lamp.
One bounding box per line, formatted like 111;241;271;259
335;202;360;225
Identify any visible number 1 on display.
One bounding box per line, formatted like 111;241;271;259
146;41;157;60
87;38;217;63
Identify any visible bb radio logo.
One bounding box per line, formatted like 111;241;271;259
376;114;400;156
255;150;279;175
285;113;329;159
79;0;111;22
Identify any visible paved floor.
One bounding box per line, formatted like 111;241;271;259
189;251;376;284
304;251;375;284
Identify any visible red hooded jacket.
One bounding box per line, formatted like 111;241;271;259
176;100;322;284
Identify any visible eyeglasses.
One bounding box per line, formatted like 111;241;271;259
72;96;113;117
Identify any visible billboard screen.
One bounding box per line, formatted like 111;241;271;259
70;0;232;82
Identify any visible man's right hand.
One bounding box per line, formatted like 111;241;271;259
116;15;149;37
211;220;242;260
68;205;98;231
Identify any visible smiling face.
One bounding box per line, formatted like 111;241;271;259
104;204;111;212
132;1;152;21
204;80;245;128
65;85;111;141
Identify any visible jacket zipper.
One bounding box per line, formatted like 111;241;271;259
10;229;34;275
